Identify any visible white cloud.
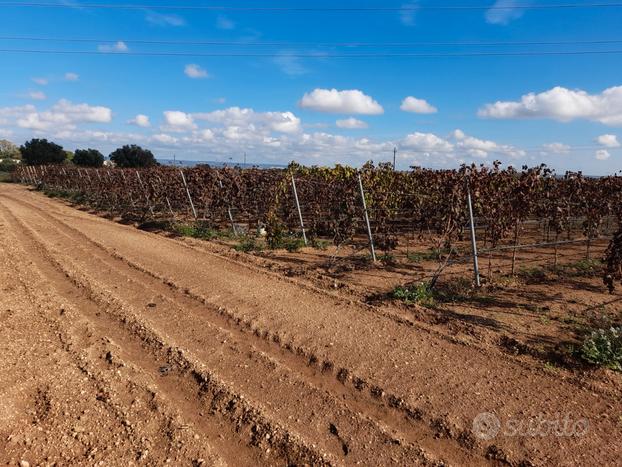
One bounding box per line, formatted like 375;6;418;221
485;0;527;25
216;15;235;30
64;72;79;81
596;149;611;161
299;89;384;115
145;10;185;27
400;96;438;114
194;107;302;134
596;134;620;148
28;91;47;101
542;142;571;154
453;129;525;159
32;77;48;86
152;133;178;145
128;114;151;128
401;132;454;153
98;41;129;53
162;111;197;132
184;64;209;79
15;99;111;131
336;117;368;129
400;1;419;26
478;85;622;126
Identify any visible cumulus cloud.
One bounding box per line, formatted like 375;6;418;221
184;64;209;79
299;89;384;115
453;129;525;159
401;132;454;153
485;0;527;25
596;149;611;161
162;111;197;132
400;96;438;114
194;107;302;134
64;72;79;81
542;142;571;154
28;91;47;101
128;114;151;128
478;85;622;126
32;77;48;86
152;133;178;145
15;99;112;131
596;134;620;148
336;117;368;129
98;41;129;53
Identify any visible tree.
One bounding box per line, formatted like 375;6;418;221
20;138;66;165
109;144;157;168
0;139;20;160
73;148;104;167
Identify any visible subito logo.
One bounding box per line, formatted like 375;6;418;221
472;412;501;440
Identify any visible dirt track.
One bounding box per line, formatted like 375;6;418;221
1;183;620;466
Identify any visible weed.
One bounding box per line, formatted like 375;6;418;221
173;222;220;240
234;236;263;253
310;238;331;250
579;327;622;371
518;266;547;282
407;247;457;263
393;283;435;307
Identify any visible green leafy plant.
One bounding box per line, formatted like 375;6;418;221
393;283;435;306
235;236;263;253
579;327;622;371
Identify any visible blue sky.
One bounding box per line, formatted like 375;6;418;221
1;1;622;173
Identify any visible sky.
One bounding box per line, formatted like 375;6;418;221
1;1;622;174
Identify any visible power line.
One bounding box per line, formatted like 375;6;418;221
2;48;622;57
2;35;622;48
1;2;622;11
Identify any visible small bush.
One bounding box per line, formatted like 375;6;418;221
284;237;305;253
310;238;331;250
235;236;263;253
393;283;435;306
579;327;622;371
173;222;219;240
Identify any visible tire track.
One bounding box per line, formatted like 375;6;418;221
3;185;621;466
0;194;474;464
1;190;489;464
0;200;333;466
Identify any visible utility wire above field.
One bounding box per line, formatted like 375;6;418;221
2;2;622;11
3;36;622;48
2;48;622;58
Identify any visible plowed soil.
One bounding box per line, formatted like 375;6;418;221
1;183;620;466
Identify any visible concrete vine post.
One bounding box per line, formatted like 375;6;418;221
290;174;308;246
465;176;481;287
357;172;377;262
179;169;198;220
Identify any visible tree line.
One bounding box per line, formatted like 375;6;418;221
0;138;158;171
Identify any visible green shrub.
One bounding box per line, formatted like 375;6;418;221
310;238;330;250
173;222;219;240
579;327;622;371
235;236;263;253
284;237;305;252
393;283;435;306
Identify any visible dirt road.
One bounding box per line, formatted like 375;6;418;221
0;183;620;466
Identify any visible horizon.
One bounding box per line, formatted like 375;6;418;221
1;1;622;174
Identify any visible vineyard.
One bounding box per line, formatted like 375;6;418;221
15;162;622;293
4;163;622;465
